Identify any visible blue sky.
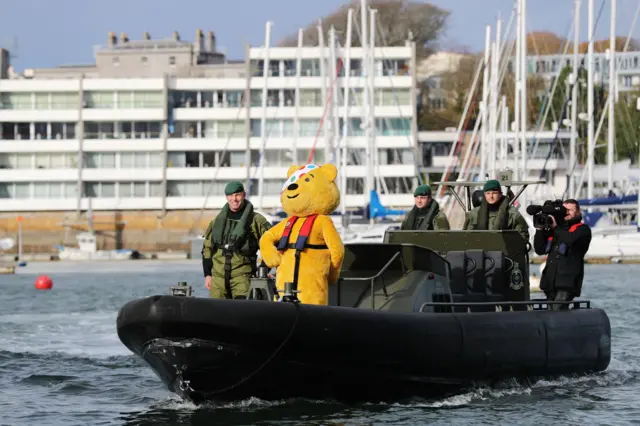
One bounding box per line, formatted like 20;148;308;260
1;0;638;71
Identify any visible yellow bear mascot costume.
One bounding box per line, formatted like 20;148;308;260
259;163;345;305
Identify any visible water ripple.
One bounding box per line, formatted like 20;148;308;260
0;262;638;425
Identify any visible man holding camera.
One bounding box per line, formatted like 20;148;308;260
532;199;592;310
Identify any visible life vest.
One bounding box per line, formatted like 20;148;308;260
275;215;328;287
545;222;583;254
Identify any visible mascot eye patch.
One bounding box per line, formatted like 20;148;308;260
281;164;319;193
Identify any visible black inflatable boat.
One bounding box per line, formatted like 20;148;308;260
116;229;612;405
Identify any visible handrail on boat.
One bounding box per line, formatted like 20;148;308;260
419;299;592;313
337;251;402;309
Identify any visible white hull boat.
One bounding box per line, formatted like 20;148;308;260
56;247;136;261
54;232;138;261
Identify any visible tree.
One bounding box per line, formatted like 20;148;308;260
614;91;640;164
579;37;640;53
500;71;547;129
278;0;450;60
526;31;572;55
545;65;589;129
524;30;640;54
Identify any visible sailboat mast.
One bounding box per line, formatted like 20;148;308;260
520;0;528;205
258;21;272;210
587;0;595;200
370;8;381;194
360;0;373;207
513;0;521;181
607;0;616;192
340;8;354;222
480;25;491;179
569;0;581;197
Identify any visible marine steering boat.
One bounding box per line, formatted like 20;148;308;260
116;172;611;404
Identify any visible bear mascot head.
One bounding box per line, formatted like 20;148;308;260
281;163;340;217
258;163;344;305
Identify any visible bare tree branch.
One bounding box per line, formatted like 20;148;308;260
278;0;449;60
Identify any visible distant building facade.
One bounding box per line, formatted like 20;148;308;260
0;28;417;212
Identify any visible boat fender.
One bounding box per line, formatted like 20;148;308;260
510;261;524;291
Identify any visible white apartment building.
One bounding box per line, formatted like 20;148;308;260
0;27;418;213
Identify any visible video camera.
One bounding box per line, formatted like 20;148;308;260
526;199;567;230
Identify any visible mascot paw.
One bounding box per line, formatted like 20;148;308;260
262;252;282;268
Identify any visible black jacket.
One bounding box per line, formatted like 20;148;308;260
533;219;592;297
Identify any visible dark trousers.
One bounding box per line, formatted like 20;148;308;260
545;290;574;311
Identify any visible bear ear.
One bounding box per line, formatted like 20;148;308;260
286;165;299;179
320;163;338;182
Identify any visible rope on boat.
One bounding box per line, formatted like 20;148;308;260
208;301;302;396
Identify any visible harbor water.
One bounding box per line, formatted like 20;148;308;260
1;260;639;425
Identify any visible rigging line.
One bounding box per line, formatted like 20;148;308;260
564;0;640;198
197;88;284;230
527;8;575;160
248;99;285;184
345;5;418;192
373;20;424;186
441;3;517;194
538;0;606;183
308;57;344;163
189;100;247;236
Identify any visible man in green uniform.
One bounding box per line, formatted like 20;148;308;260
463;179;530;242
201;181;272;299
400;184;451;231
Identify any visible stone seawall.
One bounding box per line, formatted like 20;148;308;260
0;210;222;254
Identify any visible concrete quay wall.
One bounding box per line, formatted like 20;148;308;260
0;210;220;254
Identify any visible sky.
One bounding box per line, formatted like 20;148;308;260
1;0;639;71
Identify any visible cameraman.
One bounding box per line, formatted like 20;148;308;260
533;199;592;310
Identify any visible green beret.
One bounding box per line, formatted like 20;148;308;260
413;184;432;197
483;179;501;192
224;181;245;196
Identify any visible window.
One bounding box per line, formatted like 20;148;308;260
133;182;146;197
101;183;115;198
169;56;176;65
120;182;132;197
33;183;48;198
84;182;115;197
141;56;148;64
149;182;163;197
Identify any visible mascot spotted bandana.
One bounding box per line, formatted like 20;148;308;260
259;163;344;305
281;164;319;193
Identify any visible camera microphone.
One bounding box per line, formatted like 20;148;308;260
526;205;542;215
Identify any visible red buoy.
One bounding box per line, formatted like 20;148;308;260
34;275;53;290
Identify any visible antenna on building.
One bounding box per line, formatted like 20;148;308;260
0;36;19;61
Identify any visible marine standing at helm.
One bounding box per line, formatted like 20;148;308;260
463;179;530;242
400;184;451;231
201;182;272;299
